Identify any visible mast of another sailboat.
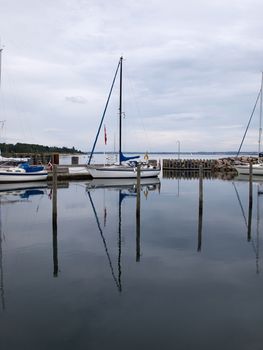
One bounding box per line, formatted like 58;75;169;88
0;47;3;88
258;72;263;158
119;56;123;165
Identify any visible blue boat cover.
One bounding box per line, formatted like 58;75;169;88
120;152;140;163
19;163;44;172
20;190;45;199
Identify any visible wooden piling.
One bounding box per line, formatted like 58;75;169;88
136;164;141;261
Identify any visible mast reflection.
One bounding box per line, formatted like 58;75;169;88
87;177;160;291
0;198;5;311
233;179;262;274
88;191;122;292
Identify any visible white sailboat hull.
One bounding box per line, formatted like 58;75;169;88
235;163;263;175
0;170;48;182
87;165;160;179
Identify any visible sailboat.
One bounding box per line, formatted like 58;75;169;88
87;57;161;179
235;73;263;176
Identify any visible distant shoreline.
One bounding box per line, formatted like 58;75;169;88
90;151;257;155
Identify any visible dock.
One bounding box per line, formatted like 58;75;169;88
48;165;92;180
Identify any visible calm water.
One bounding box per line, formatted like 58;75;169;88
0;173;263;349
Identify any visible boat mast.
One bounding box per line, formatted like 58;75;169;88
259;72;263;157
0;47;3;88
88;59;121;165
119;56;123;165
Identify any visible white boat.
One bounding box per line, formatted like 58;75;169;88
88;162;160;179
87;57;161;179
0;163;48;182
235;73;263;176
235;163;263;176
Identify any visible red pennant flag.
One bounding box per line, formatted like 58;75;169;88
104;125;107;145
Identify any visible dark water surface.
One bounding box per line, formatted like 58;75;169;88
0;176;263;349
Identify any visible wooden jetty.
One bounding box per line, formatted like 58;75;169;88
48;164;92;180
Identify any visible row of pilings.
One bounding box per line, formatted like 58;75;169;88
162;156;260;179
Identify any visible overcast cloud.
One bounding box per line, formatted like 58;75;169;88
0;0;263;152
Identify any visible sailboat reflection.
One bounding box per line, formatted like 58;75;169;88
86;177;161;292
0;181;48;311
86;177;161;191
0;181;47;200
233;181;262;273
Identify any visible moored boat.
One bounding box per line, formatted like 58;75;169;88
235;162;263;176
87;57;161;179
88;162;160;179
0;163;48;182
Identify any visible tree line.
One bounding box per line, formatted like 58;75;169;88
0;142;83;154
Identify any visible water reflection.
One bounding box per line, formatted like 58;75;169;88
0;199;5;311
233;180;263;274
2;176;263;349
0;182;49;312
86;178;161;291
51;171;59;278
0;181;47;197
87;190;122;292
197;169;203;252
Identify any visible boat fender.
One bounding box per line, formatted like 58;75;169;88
48;161;53;171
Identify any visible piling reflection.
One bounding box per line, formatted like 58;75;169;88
136;166;141;262
52;165;58;277
86;177;161;291
164;171;263;270
136;183;141;261
0;198;5;311
198;166;203;252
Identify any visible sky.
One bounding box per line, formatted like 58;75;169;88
0;0;263;153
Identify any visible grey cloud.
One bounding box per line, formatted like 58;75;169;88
0;0;263;151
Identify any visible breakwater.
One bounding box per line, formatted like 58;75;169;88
162;156;259;172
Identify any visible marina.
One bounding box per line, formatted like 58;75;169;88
1;0;263;348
